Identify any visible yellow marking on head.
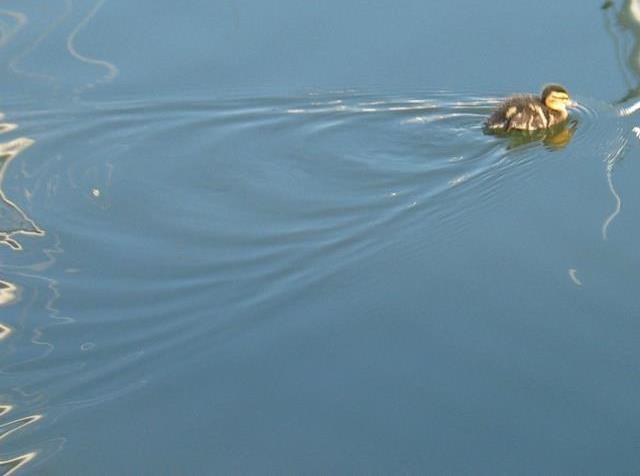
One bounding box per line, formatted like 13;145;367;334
545;91;572;111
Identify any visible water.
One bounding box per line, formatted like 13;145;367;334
2;0;640;473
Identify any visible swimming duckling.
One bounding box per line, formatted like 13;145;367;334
485;85;576;131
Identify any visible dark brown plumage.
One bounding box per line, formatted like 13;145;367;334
485;85;573;131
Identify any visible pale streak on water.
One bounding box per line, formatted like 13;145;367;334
66;0;118;94
568;268;582;287
0;137;42;250
8;0;72;84
597;96;640;241
602;137;626;240
0;9;27;48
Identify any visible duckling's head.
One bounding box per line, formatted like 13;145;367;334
541;85;574;113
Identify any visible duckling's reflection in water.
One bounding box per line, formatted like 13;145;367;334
485;119;578;151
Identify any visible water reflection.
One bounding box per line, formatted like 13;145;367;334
600;1;640;239
0;135;43;250
8;1;72;84
0;324;10;340
603;0;640;102
485;120;578;151
0;280;18;308
66;0;119;95
0;111;45;474
0;279;18;340
0;9;27;49
602;134;628;239
0;0;118;95
0;405;39;475
0;452;36;476
0;2;128;471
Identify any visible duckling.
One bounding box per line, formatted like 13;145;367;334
485;85;575;131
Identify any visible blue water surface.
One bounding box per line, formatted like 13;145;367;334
1;0;640;474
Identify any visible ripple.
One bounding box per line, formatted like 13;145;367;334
8;91;624;294
26;93;569;304
0;88;632;471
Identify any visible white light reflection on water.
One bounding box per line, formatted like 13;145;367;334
66;0;118;95
0;136;43;250
0;109;46;473
0;280;18;308
0;405;40;475
0;9;27;49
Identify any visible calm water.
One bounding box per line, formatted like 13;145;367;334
2;0;640;474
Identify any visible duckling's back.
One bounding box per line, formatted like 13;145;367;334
485;95;548;131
